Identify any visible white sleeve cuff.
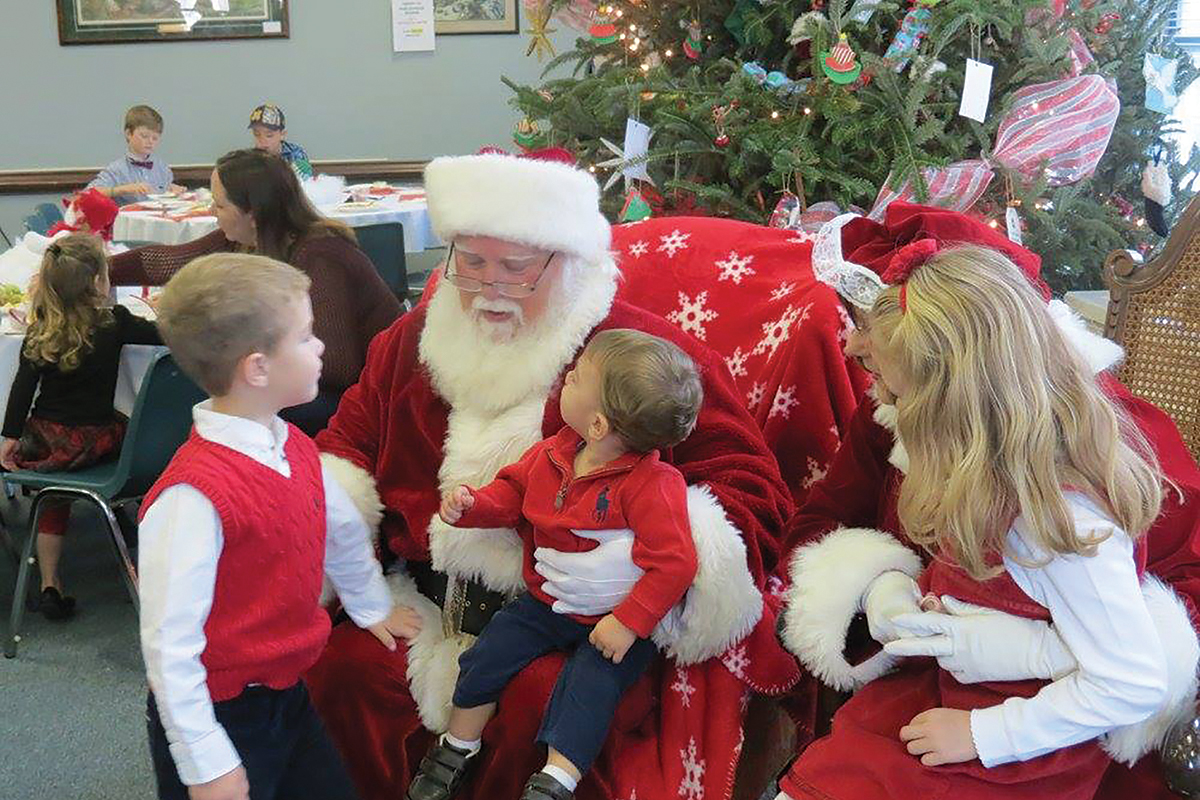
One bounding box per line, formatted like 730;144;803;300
969;704;1019;768
168;724;241;786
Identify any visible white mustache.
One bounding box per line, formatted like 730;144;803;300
470;296;525;326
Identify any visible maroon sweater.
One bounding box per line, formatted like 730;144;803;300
109;229;401;391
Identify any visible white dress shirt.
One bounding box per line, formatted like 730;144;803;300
139;401;392;785
969;492;1169;767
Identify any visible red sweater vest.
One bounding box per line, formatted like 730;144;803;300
140;425;330;702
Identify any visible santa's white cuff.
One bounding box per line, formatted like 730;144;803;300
781;527;922;691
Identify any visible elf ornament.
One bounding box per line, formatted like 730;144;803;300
682;19;703;60
513;117;540;150
822;33;862;84
712;102;735;148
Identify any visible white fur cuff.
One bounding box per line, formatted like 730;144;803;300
1102;575;1200;766
781;527;922;691
651;485;764;665
321;454;383;534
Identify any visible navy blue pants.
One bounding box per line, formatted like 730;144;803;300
146;682;359;800
453;592;655;774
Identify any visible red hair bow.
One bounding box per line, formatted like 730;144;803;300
880;238;940;313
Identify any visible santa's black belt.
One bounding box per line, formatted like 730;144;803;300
408;560;508;637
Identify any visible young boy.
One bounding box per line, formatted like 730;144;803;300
88;105;183;205
249;104;313;180
406;329;702;800
142;253;420;800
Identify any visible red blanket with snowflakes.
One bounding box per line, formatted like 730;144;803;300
612;216;871;504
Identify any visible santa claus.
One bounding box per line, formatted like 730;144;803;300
306;148;801;800
776;203;1200;800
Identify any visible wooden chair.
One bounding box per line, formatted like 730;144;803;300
1104;193;1200;464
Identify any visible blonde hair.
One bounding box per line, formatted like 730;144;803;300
124;105;163;133
869;245;1163;579
584;329;703;453
24;234;113;372
155;254;310;395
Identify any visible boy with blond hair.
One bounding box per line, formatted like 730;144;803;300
141;253;419;800
89;105;183;204
407;328;702;800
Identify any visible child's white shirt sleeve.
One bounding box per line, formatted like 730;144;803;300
969;493;1169;767
138;484;238;786
321;464;392;627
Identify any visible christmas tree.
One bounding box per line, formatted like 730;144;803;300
507;0;1199;293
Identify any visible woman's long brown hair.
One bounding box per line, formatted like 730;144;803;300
214;149;354;261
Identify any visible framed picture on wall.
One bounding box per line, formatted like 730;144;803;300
56;0;289;45
434;0;518;35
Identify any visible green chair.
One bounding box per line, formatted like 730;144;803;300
4;351;204;658
354;222;409;301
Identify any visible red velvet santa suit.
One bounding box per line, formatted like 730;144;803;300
305;151;804;800
779;376;1200;800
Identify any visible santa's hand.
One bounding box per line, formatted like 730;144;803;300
439;486;474;524
535;528;642;616
0;438;20;472
884;596;1076;683
589;613;637;664
862;570;922;644
365;605;423;652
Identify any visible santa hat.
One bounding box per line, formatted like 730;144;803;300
813;201;1050;309
58;188;119;241
423;147;611;263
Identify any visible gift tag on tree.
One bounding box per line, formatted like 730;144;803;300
1005;205;1023;245
958;59;993;122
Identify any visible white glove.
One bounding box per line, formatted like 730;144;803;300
861;570;922;645
883;595;1078;683
534;528;643;616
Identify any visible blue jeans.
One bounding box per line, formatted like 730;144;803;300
453;592;655;774
146;682;359;800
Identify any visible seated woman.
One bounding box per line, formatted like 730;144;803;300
108;148;401;434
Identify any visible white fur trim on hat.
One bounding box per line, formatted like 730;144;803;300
781;527;923;691
424;153;612;262
1102;575;1200;766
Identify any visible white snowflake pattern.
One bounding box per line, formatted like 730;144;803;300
769;385;800;420
802;456;829;489
657;229;692;258
745;382;766;411
678;738;706;799
666;291;718;341
752;302;812;359
671;666;697;709
721;643;750;680
715;250;756;284
836;303;853;344
724;347;749;379
769;281;796;301
627;240;649;258
788;230;818;244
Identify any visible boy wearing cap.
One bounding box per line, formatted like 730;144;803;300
249;104;313;180
89;105;184;205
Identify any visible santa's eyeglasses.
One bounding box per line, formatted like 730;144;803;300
443;242;556;299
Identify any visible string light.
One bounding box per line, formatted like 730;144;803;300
664;49;673;57
640;62;650;71
588;165;597;173
988;219;1000;228
629;23;636;30
803;107;812;115
771;110;780;119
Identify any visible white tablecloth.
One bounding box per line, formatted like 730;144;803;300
113;188;440;252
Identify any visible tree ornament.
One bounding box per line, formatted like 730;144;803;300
589;8;618;44
620;187;654;222
681;19;703;60
822;33;862;84
513;117;540;150
524;1;557;61
1095;12;1120;34
715;133;731;148
883;3;933;73
1142;149;1171;236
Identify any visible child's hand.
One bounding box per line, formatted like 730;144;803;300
169;183;187;195
366;605;423;652
439;486;474;524
0;438;20;471
899;707;977;766
187;765;249;800
120;182;154;197
589;613;637;664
